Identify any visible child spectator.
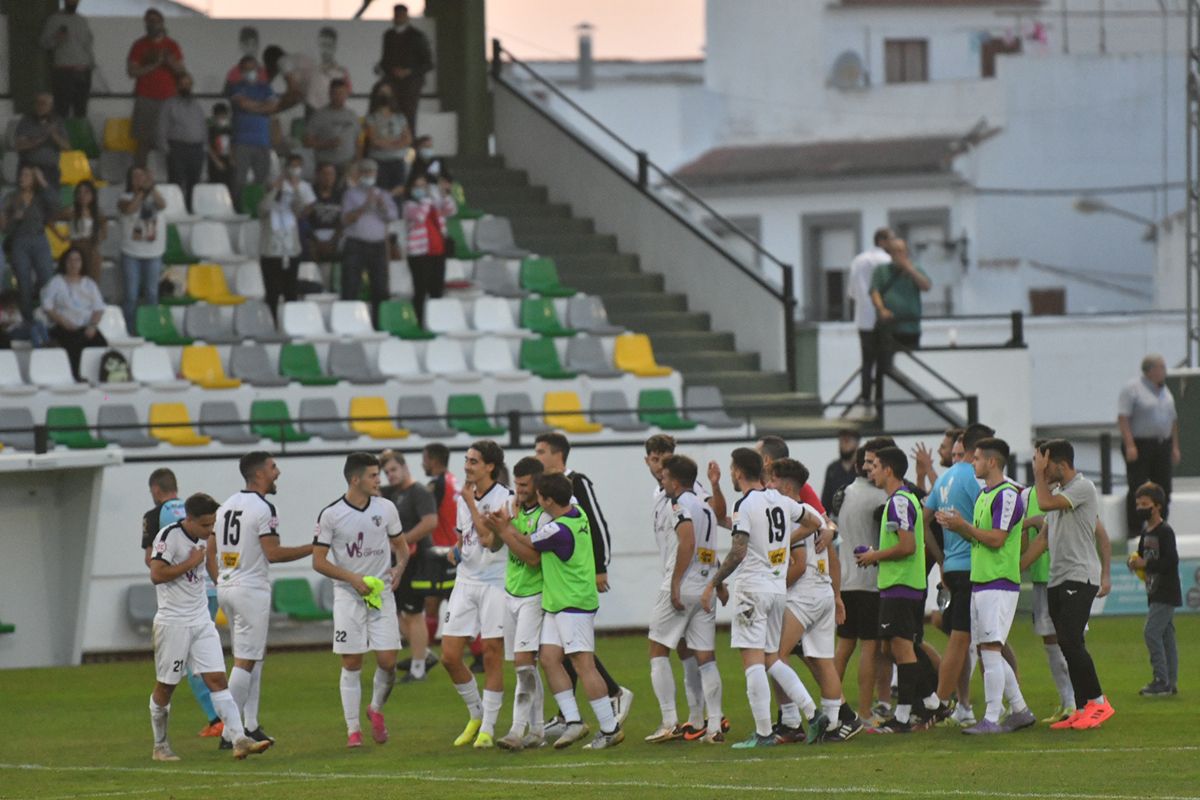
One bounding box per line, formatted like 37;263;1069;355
207;102;233;192
0;288;50;349
63;180;106;282
402;172;456;325
1129;481;1181;697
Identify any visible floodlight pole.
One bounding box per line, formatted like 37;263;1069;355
1188;0;1200;366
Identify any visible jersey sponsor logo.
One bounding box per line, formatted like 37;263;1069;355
372;515;382;527
154;541;167;554
344;531;388;559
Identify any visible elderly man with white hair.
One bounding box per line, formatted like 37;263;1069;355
1118;354;1181;536
340;158;398;324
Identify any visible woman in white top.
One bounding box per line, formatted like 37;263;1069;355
257;153;315;320
116;165;167;335
41;246;107;381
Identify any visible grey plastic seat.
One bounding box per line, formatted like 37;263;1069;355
317;577;335;611
473;216;530;259
184;303;240;344
397;395;456;438
328;341;385;385
0;407;37;450
126;583;157;630
229;344;290;387
590;390;649;432
473;257;527;298
567;295;623;336
199;401;261;445
234;299;289;343
494;392;552;436
299;397;357;441
565;335;623;378
97;404;158;448
684;385;743;429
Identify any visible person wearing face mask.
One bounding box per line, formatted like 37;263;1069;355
39;0;95;119
380;4;434;136
410;135;453;184
313;28;353;114
341;159;399;324
157;73;207;213
365;84;412;193
126;9;185;168
12;92;70;189
223;27;266;94
257;155;316;321
821;429;861;513
227;55;280;210
403;173;457;326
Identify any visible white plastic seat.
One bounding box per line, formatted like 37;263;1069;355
98;185;123;217
190;220;250;263
237;220;261;257
98;305;144;346
330;301;388;340
424;298;478;339
235;263;266;299
471;338;530;381
472;296;531;338
445;259;473;286
388;260;413;298
192;183;248;222
131;346;189;391
376;339;435;384
28;349;88;393
280;301;338;341
424;337;481;382
157;183;200;223
0;350;36;396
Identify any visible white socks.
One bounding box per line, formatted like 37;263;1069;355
821;697;841;722
512;665;536;734
650;656;677;727
340;668;362;734
454;679;482;720
681;656;704;728
981;649;1006;723
554;688;581;724
244;662;263;731
779;702;801;727
589;695;618;735
228;665;252;721
149;697;170;745
745;664;772;736
530;668;545;735
1002;659;1028;714
210;689;245;740
371;666;396;710
410;654;427;679
767;660;816;718
481;689;503;736
1045;643;1075;708
699;660;723;734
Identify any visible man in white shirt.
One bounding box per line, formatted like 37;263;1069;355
847;227;893;409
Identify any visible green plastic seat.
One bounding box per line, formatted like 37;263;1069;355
272;578;332;621
163;224;193;266
446;217;484;259
450;182;485;220
65;118;101;159
136;305;193;345
59;184;75;209
46;406;108;449
378;299;435;340
520;297;575;338
240;183;265;215
250;399;312;443
289;117;307;142
520;337;576;380
0;621;14;634
447;394;507;436
279;343;338;386
521;257;576;297
638;389;698;431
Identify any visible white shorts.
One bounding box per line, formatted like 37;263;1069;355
647;590;716;652
1031;583;1055;637
970;589;1020;646
218;585;271;661
730;590;785;652
540;610;596;655
332;589;401;654
786;590;836;660
443;580;505;640
504;593;544;660
153;620;226;684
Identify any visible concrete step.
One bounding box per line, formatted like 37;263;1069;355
746;415;853;439
519;232;619;255
553;253;641;274
607;310;711;333
658;350;761;373
567;272;664;295
647;330;737;354
448;154;506;170
722;390;823;418
453;167;529;187
482;202;573;220
469;185;549;206
692;370;793;397
602;292;688;313
509;216;594;236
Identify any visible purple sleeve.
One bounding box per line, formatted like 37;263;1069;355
887;495;913;531
530;522;575;561
990;487;1024;532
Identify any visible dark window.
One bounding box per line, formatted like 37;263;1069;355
1029;288;1066;316
885;39;928;84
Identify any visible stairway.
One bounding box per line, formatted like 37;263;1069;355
452;155;828;437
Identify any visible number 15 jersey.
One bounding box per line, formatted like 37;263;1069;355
730;488;807;595
215;490;280;592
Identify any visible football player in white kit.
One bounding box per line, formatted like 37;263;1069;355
214;452;313;748
701;448;824;749
147;493;271;762
312;453;406;748
441;440;514;749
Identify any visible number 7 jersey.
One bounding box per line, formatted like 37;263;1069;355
729;488;807;595
215;490;280;592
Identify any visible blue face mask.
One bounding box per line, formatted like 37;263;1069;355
418;148;434;160
410;187;426;201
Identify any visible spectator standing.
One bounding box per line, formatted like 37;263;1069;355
403;173;456;325
207;102;234;192
157;73;207;213
257;155;315;320
340;159;398;323
410;135;452;183
13;93;70;189
2;166;59;322
126;9;184;168
304;79;360;175
1118;354;1180;536
1128;482;1181;697
63;180;106;282
227;56;279;208
820;428;860;512
41;246;106;381
39;0;95;119
223;26;264;92
380;4;434;136
870;237;931;375
847;228;892;407
314;29;354;114
116;166;166;334
365;84;412;193
303;162;343;265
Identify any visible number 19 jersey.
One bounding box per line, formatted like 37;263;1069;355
215;490;280;592
730;488;806;595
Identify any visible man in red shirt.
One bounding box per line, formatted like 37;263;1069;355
126;9;184;167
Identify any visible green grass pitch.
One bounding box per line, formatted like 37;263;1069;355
1;615;1197;800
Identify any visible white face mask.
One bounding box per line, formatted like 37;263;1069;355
418;148;434;160
359;175;377;188
287;166;303;179
242;70;258;84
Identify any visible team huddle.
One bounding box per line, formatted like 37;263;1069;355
142;423;1119;760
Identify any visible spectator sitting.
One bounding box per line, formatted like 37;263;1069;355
380;3;434;135
62;180;106;282
0;288;51;350
410;134;452;183
340;159;398;324
207;102;234;192
2;165;59;323
227;56;279;208
258;154;316;320
304;79;360;175
41;246;106;381
116;166;167;334
365;83;412;193
403;172;456;326
126;8;185;168
12;92;70;189
303;162;343;265
39;0;95;120
157;72;207;213
869;236;931;372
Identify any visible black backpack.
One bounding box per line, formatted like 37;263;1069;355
99;349;132;383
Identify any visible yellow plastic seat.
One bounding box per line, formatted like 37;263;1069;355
349;396;410;439
544;391;603;434
187;264;245;305
181;345;242;389
149;403;212;446
613;333;672;377
59;150;98;186
103;118;137;153
45;222;72;260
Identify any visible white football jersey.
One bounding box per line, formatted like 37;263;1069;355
729;488;807;595
661;489;720;595
455;482;514;585
652;480;710;548
150;522;212;626
314;495;402;599
215;490;279;592
788;503;833;600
